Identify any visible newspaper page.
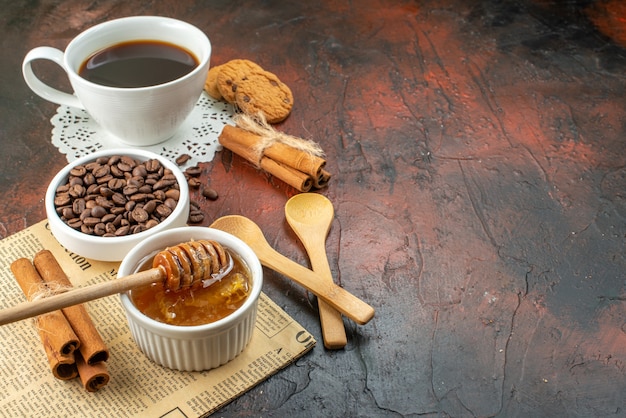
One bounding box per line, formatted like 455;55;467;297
0;220;316;417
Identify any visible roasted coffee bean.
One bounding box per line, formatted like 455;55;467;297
188;210;204;223
131;207;149;223
128;176;144;187
175;154;191;165
96;174;113;185
69;177;83;187
108;178;126;190
54;193;71;206
80;208;92;221
62;207;75;219
130;193;149;202
153;190;166;201
93;164;110;178
81;224;94;235
83;172;96;186
186;166;202;177
123;184;139;195
83;217;101;227
111;192;127;206
70;166;87;177
95;196;115;209
85;162;101;171
163;197;178;210
54;154;182;238
105;223;117;234
144;159;161;172
67;218;82;229
68;184;86;198
202;187;219;200
101;213;116;223
143;200;157;214
91;205;107;218
115;225;130;236
72;198;86;215
188;177;201;188
153;178;177;190
94;223;106;236
132;165;147;178
125;200;136;212
120;155;136;168
145;219;159;229
86;184;99;195
110;164;124;178
156;204;172;217
165;189;180;200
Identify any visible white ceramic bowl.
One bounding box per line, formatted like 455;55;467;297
118;227;263;371
45;148;190;262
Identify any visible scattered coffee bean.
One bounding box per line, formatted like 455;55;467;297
201;187;219;201
188;210;204;223
188;177;202;188
187;200;204;224
175;153;191;165
54;155;181;237
186;166;202;177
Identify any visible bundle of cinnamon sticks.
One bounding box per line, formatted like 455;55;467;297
10;251;109;392
219;114;331;192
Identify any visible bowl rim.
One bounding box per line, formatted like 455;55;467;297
45;148;190;246
118;226;264;338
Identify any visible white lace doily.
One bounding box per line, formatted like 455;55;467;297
51;92;234;169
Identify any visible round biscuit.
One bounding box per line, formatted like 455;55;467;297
204;64;223;99
234;71;293;123
216;59;264;103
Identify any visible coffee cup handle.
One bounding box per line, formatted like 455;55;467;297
22;47;84;109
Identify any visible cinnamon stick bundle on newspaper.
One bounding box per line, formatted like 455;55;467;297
219;114;331;192
10;259;79;380
10;252;110;392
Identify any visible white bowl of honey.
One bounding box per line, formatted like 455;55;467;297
118;226;263;371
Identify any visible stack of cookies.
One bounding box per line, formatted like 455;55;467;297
205;59;293;123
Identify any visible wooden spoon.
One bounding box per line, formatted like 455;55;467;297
210;215;375;325
285;193;347;349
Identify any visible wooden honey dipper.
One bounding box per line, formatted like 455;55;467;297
0;240;233;326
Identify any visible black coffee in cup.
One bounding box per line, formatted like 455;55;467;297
79;40;199;88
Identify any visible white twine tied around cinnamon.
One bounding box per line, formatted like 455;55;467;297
233;112;324;168
29;282;71;327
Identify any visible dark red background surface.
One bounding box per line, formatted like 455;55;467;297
1;1;625;416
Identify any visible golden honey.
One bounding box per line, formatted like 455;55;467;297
130;248;251;326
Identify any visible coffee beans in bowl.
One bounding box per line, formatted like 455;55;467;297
45;149;190;262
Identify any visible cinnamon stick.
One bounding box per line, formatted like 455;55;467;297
33;250;109;365
222;124;326;179
261;157;313;192
220;126;314;192
10;258;79;380
75;350;109;392
314;169;332;189
265;142;325;179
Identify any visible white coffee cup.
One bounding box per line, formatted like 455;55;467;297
22;16;211;146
